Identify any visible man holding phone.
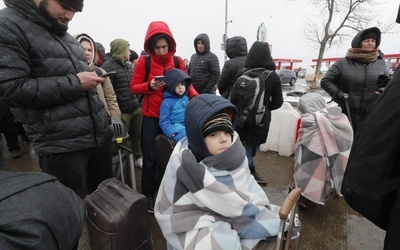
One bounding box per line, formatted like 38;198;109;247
0;0;114;199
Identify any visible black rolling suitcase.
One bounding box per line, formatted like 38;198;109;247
84;178;152;250
155;133;175;187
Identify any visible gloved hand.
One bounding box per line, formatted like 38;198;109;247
173;128;186;144
376;74;390;93
332;89;345;103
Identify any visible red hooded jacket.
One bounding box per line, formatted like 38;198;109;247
130;21;198;118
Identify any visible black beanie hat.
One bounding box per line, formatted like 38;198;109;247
58;0;84;12
202;112;234;138
129;50;139;62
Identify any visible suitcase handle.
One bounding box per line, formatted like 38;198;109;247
100;178;132;201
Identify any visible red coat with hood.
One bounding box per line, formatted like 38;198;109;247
130;21;198;118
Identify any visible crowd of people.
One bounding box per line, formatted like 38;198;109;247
0;0;399;249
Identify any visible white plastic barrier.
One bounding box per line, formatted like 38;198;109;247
260;102;300;156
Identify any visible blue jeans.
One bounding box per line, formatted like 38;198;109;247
245;143;260;171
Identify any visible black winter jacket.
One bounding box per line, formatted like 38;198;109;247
102;59;140;113
320;27;387;130
217;36;247;99
188;33;220;94
321;57;386;129
0;0;111;156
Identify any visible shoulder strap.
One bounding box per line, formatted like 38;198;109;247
144;55;180;82
144;55;180;83
250;69;271;114
173;56;180;69
144;55;151;82
261;69;273;79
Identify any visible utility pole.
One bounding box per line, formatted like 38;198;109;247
224;0;232;62
224;0;228;62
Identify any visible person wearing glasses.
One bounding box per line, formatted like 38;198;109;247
130;21;198;213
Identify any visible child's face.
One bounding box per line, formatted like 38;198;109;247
204;131;232;155
175;83;186;96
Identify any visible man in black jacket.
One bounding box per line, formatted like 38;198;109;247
188;33;220;94
0;0;113;199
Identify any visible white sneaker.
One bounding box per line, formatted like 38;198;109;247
134;157;143;168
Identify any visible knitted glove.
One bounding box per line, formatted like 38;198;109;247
376;74;390;93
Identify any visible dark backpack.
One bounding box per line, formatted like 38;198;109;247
229;68;272;130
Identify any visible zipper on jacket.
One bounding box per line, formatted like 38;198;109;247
360;66;367;110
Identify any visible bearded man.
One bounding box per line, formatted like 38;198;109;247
0;0;113;199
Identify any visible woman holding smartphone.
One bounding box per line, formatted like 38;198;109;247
130;21;198;213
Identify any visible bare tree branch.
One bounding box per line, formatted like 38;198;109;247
301;0;396;77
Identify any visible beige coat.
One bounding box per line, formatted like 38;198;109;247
96;67;121;119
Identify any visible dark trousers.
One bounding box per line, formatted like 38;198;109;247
39;135;113;199
141;116;162;197
0;114;20;152
0;144;6;170
384;188;400;250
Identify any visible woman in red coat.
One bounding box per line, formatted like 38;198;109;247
130;21;198;213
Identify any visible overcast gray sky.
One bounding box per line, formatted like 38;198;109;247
1;0;399;68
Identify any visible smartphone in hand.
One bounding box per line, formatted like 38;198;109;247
154;76;165;82
99;71;116;78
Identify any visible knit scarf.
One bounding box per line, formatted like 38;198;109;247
346;48;378;64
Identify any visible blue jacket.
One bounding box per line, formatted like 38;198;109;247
159;69;192;143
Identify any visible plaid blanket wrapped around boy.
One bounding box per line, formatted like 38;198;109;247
155;133;282;250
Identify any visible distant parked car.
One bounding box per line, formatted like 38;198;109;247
298;69;307;78
277;70;296;86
